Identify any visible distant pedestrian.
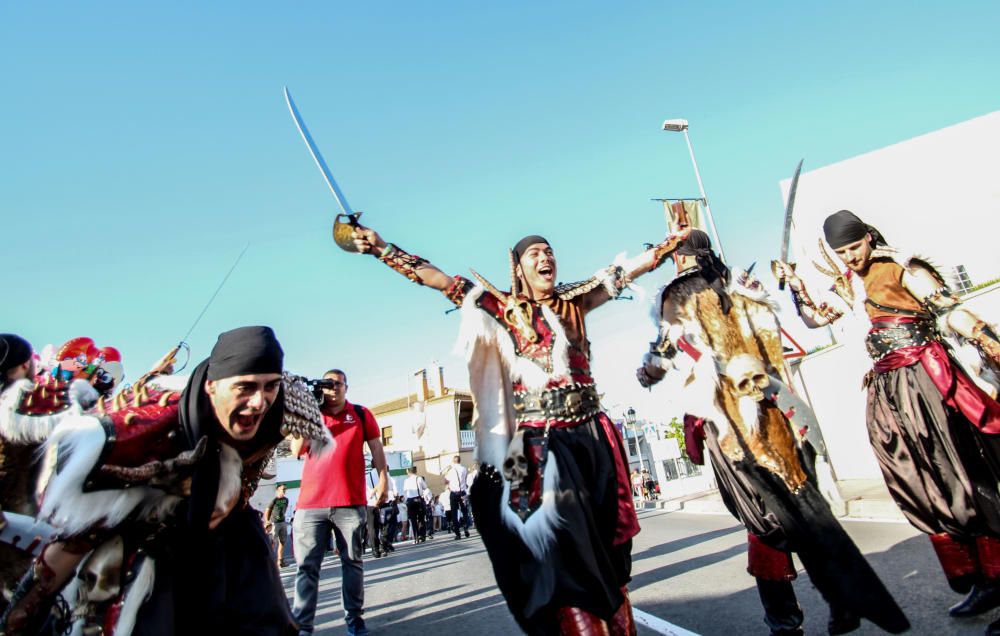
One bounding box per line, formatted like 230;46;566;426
402;467;429;543
265;484;291;568
444;455;471;539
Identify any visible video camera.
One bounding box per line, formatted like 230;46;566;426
300;377;339;403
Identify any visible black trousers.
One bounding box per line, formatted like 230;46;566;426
449;491;470;536
406;498;427;541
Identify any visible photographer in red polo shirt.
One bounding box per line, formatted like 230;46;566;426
290;369;388;636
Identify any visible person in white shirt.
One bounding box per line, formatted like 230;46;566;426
444;455;471;540
401;467;429;543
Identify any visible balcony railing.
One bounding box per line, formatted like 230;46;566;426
460;430;476;450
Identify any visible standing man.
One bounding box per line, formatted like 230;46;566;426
291;369;388;636
401;467;429;544
265;484;291;568
444;455;471;540
775;210;1000;627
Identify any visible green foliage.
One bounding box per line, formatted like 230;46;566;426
662;416;687;459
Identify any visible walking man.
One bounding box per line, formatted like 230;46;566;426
265;484;291;568
291;369;388;636
401;467;429;544
444;455;471;539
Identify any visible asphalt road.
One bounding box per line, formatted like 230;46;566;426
281;510;1000;635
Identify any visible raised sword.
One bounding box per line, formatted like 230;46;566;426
283;87;362;252
771;159;803;290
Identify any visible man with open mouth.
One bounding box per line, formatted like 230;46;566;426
348;222;688;635
1;326;331;635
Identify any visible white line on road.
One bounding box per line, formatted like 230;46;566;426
633;608;701;636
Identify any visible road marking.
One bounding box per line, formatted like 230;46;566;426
633;608;701;636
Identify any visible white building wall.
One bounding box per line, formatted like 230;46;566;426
781;111;1000;290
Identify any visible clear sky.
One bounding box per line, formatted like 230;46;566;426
4;2;999;421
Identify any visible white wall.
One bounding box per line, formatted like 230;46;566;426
781;110;1000;289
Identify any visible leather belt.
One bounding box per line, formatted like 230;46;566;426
512;383;600;424
866;319;936;361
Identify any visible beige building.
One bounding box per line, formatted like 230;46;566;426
370;367;476;493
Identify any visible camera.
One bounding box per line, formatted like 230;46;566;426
303;377;338;402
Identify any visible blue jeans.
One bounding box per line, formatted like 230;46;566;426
292;506;367;635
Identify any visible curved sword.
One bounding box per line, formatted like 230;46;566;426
283;87;354;215
772;159;803;290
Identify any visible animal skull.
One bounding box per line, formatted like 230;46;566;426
79;536;125;604
724;354;770;402
502;431;529;488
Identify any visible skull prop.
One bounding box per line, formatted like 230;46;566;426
724;354;770;402
79;536;125;604
502;430;529;488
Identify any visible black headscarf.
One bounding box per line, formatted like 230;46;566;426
677;230;732;314
512;235;550;264
823;210;887;249
179;326;286;531
0;334;32;390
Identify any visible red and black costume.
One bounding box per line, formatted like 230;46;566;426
450;264;640;636
1;326;330;635
793;210;1000;624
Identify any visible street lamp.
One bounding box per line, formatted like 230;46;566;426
625;407;646;473
661;118;728;264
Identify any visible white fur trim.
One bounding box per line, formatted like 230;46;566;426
499;450;562;559
114;555;155;636
0;379;94;445
38;415;155;534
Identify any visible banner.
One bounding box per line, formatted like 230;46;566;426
663;199;707;234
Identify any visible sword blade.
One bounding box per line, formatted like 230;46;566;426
283;87;354;215
779;159;803;263
0;512;56;557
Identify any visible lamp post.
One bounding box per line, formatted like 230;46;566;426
625;407;645;473
662;118;727;264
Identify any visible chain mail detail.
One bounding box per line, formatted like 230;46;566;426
280;373;325;442
378;243;428;285
555;277;604;301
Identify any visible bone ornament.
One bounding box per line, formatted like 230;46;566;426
724;354;769;402
502;430;529;489
78;536;125;604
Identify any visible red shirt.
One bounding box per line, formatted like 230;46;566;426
296;401;381;509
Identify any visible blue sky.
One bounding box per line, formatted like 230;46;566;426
4;2;999;419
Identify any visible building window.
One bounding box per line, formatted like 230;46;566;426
627;439;638;457
382;426;393;447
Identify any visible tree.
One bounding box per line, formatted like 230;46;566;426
661;416;688;460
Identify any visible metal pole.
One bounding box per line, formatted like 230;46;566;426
682;128;727;264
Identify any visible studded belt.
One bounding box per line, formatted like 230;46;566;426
512;383;601;424
866;319;936;361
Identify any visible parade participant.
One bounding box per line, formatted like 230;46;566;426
774;210;1000;627
290;369;387;636
349;222;689;636
0;334;101;613
639;230;908;635
0;326;331;635
265;484;291;568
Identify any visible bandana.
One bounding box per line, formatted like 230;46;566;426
512;235;550;264
677;230;732;314
206;326;283;381
0;334;32;376
823;210;887;249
